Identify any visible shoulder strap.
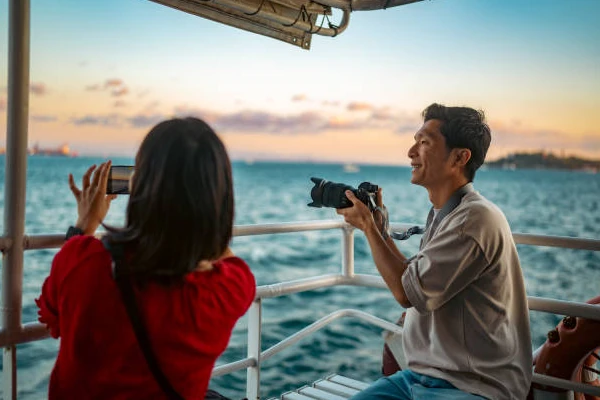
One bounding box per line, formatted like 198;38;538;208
101;237;184;400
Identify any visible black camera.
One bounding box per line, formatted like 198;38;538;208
308;177;379;211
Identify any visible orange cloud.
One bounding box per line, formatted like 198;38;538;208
30;82;47;96
111;87;129;97
104;79;124;88
347;102;373;112
292;94;308;102
31;115;58;123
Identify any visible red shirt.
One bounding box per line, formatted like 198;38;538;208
36;236;256;400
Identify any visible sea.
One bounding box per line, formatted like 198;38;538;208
0;156;599;399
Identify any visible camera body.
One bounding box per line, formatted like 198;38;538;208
308;177;379;211
107;165;134;195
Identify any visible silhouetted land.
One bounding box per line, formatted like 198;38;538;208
486;152;600;172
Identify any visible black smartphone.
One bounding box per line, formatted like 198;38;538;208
107;165;134;195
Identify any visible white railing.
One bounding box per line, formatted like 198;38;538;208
1;220;600;398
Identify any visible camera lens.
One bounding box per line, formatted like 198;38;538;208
308;177;355;209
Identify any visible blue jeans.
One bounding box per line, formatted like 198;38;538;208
349;370;487;400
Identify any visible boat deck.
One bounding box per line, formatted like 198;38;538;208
274;374;371;400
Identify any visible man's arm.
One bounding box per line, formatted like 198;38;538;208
363;223;412;308
337;190;412;308
373;206;405;262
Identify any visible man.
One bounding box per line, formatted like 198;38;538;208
337;104;531;399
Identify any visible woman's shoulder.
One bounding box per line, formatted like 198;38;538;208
62;234;105;253
184;256;256;316
196;256;254;285
50;235;110;281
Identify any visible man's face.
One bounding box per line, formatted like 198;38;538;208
407;119;453;189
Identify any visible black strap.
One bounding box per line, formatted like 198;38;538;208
101;237;184;400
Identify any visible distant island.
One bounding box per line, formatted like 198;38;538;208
486;152;599;173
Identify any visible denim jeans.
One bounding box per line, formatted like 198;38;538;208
349;370;488;400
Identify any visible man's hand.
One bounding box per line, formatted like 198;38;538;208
336;190;377;233
69;161;117;235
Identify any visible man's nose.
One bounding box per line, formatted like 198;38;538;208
407;144;416;158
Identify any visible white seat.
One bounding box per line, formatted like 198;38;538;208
274;374;371;400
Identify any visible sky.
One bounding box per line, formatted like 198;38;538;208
0;0;599;165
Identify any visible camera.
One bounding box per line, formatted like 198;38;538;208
308;177;379;211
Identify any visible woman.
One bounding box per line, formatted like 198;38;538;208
36;117;256;399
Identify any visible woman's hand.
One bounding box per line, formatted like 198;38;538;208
68;161;117;235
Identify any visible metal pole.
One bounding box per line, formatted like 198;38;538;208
246;299;262;400
2;0;31;398
342;225;354;277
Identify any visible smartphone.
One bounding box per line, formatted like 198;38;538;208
107;165;134;195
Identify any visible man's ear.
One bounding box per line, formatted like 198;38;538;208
453;148;471;167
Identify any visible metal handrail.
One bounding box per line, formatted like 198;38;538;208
1;220;600;252
1;220;599;398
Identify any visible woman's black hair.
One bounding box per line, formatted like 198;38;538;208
107;117;234;283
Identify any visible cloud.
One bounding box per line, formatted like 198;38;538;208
291;94;308;102
144;101;160;111
71;114;121;127
169;105;403;135
172;105;219;124
126;114;165;128
395;121;421;134
371;107;394;121
138;89;151;98
347;102;373;112
85;84;100;91
111;87;129;97
322;100;340;107
114;100;127;108
30;82;47;96
104;79;123;89
488;120;600;156
31;114;58;123
213;110;329;134
580;134;600;152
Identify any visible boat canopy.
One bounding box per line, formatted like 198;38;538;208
149;0;423;49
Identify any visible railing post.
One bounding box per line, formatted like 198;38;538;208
246;299;262;400
3;0;31;399
342;225;354;277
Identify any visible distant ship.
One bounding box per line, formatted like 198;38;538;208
28;143;78;157
342;163;360;173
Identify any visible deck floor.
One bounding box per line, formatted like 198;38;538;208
275;374;371;400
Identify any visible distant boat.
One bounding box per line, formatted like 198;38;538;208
343;163;360;173
28;143;77;157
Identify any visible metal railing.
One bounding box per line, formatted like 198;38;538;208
3;1;600;398
1;220;600;398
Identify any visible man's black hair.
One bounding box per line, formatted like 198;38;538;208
422;103;491;181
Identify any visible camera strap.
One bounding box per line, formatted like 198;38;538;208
101;237;185;400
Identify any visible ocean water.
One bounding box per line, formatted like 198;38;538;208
0;156;599;399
